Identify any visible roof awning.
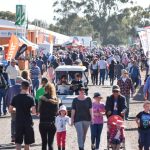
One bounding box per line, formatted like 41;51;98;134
18;36;39;49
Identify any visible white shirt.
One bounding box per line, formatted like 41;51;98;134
91;63;98;70
57;85;70;94
6;65;20;79
55;116;71;132
98;60;107;69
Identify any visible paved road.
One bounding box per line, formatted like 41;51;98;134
0;79;143;150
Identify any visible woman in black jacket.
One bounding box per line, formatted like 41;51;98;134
39;83;59;150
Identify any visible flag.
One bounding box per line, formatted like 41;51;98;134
6;34;19;61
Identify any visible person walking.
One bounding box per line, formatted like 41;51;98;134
6;59;20;86
90;59;99;85
117;69;134;120
38;83;59;150
9;80;36;150
105;85;127;119
135;101;150;150
71;85;92;150
98;56;107;85
30;61;41;96
129;60;141;90
115;61;124;80
91;92;105;150
6;76;24;142
0;64;10;116
109;60;116;86
55;105;71;150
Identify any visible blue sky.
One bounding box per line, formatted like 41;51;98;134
0;0;149;24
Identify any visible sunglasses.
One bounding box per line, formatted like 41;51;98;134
113;90;119;93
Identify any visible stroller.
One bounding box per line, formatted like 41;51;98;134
107;115;126;150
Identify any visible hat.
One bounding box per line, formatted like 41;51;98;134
93;92;102;98
59;105;67;113
121;69;128;74
11;59;16;63
112;85;120;91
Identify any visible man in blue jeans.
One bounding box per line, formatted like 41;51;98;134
30;61;41;96
98;56;107;85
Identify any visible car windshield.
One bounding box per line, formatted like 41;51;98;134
55;71;87;84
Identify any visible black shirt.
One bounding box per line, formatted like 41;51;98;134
11;94;35;125
39;93;58;123
72;97;92;123
136;111;150;130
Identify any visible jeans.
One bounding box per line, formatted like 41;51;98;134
91;70;98;85
11;113;16;139
10;79;15;86
99;69;106;85
124;95;130;119
32;78;39;96
39;123;56;150
138;129;150;150
91;124;103;149
0;88;7;115
75;121;91;149
131;77;139;89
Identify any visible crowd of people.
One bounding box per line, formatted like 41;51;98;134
0;46;150;150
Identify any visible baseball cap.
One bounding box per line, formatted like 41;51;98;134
93;92;102;98
112;85;120;92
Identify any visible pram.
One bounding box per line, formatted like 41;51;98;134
107;115;126;150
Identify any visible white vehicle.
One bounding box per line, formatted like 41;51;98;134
55;65;88;112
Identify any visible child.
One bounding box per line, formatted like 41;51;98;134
109;120;125;150
91;92;105;150
55;105;71;150
136;101;150;150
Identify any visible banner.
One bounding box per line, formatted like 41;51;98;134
15;5;26;26
15;44;27;59
146;29;150;53
6;34;19;61
138;31;149;55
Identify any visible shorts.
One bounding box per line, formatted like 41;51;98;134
111;139;122;144
15;124;35;145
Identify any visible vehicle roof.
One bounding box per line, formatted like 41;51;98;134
55;65;86;72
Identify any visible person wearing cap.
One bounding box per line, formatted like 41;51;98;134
105;85;127;118
91;92;105;150
55;105;71;150
109;120;125;150
71;85;92;150
6;59;20;86
135;101;150;150
30;60;41;96
98;56;108;85
6;76;24;142
117;69;134;120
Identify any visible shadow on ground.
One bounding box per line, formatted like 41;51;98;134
0;143;41;149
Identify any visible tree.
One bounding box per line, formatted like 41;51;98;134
0;11;16;21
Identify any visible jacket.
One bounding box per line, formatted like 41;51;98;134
105;95;127;118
